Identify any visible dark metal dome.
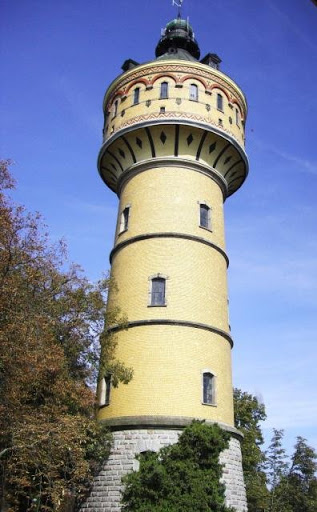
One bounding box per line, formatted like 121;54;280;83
155;16;200;60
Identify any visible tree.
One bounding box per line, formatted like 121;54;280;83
274;437;317;512
265;429;288;512
0;161;131;511
233;388;268;512
121;421;234;512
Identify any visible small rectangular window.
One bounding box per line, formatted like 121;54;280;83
113;99;119;118
151;277;166;306
200;204;211;230
119;206;130;233
99;374;111;406
133;87;140;105
217;93;223;111
190;84;198;101
160;82;169;99
203;372;214;405
235;108;240;126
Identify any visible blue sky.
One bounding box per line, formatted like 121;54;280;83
1;0;317;457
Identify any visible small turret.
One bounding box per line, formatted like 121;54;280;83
155;16;200;60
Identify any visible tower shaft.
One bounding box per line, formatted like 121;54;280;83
83;17;249;512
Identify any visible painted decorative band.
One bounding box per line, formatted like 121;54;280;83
110;232;229;266
107;319;233;347
99;415;243;440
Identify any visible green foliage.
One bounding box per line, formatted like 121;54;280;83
265;428;288;511
273;437;317;512
0;161;131;510
233;388;268;512
121;421;234;512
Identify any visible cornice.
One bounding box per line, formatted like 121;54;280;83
99;415;243;440
104;111;246;150
110;232;229;267
107;319;233;348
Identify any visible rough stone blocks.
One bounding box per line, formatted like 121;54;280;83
81;428;247;512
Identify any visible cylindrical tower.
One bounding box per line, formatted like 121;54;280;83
85;16;248;512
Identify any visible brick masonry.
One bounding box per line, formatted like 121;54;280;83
80;428;248;511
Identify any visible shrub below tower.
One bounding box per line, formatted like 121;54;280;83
121;420;235;512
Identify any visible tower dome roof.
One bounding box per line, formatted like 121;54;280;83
155;16;200;60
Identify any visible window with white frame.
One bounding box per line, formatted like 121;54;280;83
119;206;130;233
149;276;166;306
160;82;169;99
202;371;215;405
189;83;198;101
217;93;223;111
99;374;111;406
199;203;211;230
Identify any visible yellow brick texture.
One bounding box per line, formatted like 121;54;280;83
116;167;225;249
98;325;234;426
109;238;229;331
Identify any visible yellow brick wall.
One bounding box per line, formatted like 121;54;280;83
98;325;234;426
98;59;242;432
116;167;225;250
109;238;229;331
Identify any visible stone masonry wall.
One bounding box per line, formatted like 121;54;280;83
80;428;247;512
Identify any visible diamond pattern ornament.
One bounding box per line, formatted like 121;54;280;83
160;131;167;144
224;156;232;165
209;142;216;153
187;134;193;146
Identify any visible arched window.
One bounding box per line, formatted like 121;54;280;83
133;87;140;105
150;277;166;306
199;203;211;230
99;374;111;406
190;84;198;101
160;81;169;99
202;372;215;405
217;93;223;111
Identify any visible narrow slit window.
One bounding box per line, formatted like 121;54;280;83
160;82;169;99
113;99;119;117
133;87;140;105
203;372;215;405
217;93;223;111
99;374;111;406
200;204;211;229
190;84;198;101
151;277;166;306
235;108;240;126
119;206;130;233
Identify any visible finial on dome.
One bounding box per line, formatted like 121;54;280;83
172;0;184;18
155;10;200;60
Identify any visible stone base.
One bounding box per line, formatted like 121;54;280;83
80;428;247;512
